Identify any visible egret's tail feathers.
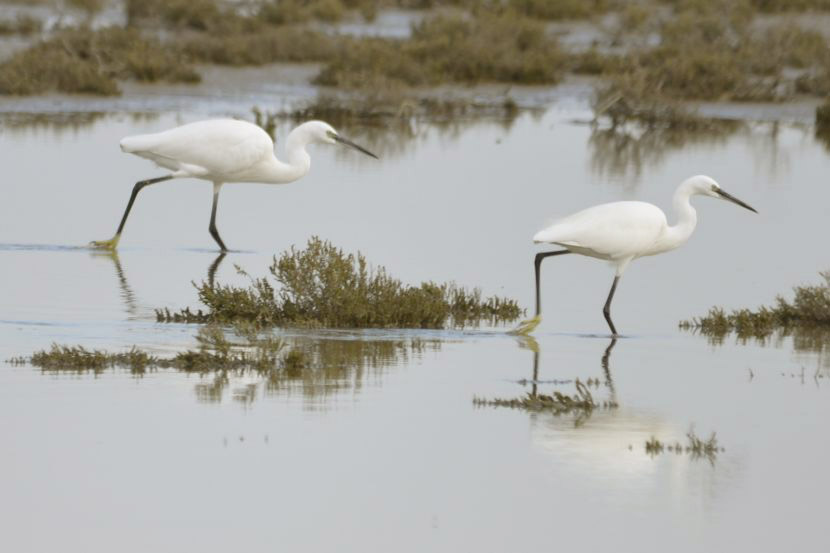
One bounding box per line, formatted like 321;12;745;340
120;134;155;153
533;228;561;244
508;315;542;336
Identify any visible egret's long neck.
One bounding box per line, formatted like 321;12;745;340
250;127;311;184
663;181;698;251
282;126;311;181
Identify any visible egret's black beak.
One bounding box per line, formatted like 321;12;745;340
716;188;757;213
333;134;379;159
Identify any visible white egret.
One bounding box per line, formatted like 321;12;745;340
90;119;378;251
515;175;757;336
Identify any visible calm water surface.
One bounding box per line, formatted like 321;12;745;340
1;100;829;552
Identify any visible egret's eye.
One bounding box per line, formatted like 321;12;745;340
711;184;718;192
326;130;337;139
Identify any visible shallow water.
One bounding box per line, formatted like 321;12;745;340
1;98;829;552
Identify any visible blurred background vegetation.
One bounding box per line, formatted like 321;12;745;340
0;2;828;97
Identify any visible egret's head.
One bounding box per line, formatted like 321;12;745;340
304;120;378;159
686;174;757;213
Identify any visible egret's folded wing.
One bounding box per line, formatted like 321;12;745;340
534;201;666;259
121;119;274;176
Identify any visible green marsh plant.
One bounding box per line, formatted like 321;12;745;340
156;237;522;328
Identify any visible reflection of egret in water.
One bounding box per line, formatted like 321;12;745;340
91;250;227;320
91;251;140;319
206;252;226;289
601;338;617;401
523;338;739;499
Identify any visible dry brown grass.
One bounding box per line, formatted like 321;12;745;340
0;27;199;96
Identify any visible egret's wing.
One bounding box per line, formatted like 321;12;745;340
121;119;273;176
534;201;667;259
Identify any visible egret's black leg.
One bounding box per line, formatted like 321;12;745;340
603;276;621;336
90;175;172;250
116;176;172;236
208;182;228;252
534;250;571;316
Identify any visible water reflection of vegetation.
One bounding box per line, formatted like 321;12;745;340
815;99;830;152
588;117;742;179
643;427;724;465
0;111;160;135
267;94;524;160
474;337;618;427
27;323;440;404
157;237;522;329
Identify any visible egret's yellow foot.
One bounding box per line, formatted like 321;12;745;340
508;315;542;336
89;235;121;250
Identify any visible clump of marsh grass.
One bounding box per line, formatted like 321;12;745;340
0;27;199;96
258;0;351;24
644;436;665;455
680;271;830;340
156;237;522;328
503;0;608;20
0;14;42;35
582;0;830;103
126;0;263;32
750;0;830;11
473;379;618;426
315;10;566;88
178;26;338;65
643;427;723;463
30;345;158;375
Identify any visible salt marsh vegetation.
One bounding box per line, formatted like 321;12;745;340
156;237;522;328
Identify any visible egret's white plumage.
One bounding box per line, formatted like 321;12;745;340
92;119;377;251
533;201;668;273
515;175;757;336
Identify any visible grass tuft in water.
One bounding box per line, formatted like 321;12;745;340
0;14;42;35
680;271;830;339
645;436;664;455
473;379;618;426
30;344;158;374
156;237;522;328
0;27;200;96
315;10;565;89
686;428;722;460
643;427;723;463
